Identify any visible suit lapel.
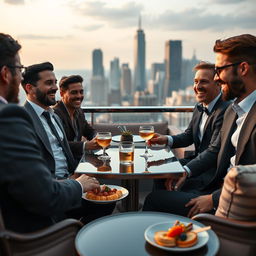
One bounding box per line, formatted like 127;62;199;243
193;106;203;147
58;101;76;136
236;102;256;164
24;101;53;157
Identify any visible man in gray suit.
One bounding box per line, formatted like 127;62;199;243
0;33;100;233
143;34;256;217
21;62;115;223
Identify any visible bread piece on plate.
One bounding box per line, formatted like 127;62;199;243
177;232;197;248
154;231;176;247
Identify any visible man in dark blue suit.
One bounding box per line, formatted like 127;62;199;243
21;62;115;224
0;33;100;233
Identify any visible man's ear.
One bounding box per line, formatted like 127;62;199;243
25;83;34;94
240;62;250;76
0;66;11;85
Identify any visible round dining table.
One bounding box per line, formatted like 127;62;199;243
75;212;219;256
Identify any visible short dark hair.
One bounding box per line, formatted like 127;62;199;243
0;33;21;74
22;62;54;88
59;75;83;90
213;34;256;72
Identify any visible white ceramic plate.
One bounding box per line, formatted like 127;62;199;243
83;185;129;204
144;221;209;252
112;135;145;143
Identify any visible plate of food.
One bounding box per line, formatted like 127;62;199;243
112;135;144;143
144;220;210;252
83;185;129;204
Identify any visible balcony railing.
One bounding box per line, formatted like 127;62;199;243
82;106;194;125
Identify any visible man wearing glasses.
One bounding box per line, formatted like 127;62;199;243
143;34;256;217
0;33;100;233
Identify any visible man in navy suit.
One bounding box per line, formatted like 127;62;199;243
0;33;100;233
148;62;230;191
143;34;256;217
21;63;115;224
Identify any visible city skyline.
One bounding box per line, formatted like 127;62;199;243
1;0;256;70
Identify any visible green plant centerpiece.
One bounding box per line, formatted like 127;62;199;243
120;130;133;142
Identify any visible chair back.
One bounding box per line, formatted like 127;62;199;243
193;213;256;256
0;208;82;256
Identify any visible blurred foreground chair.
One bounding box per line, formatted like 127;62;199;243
193;213;256;256
0;209;83;256
193;165;256;256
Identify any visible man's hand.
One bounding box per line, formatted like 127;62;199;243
84;137;102;150
76;174;100;192
165;173;187;191
185;195;213;218
148;133;168;146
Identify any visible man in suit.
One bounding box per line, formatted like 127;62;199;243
21;62;115;223
148;61;230;190
143;34;256;217
53;75;101;160
0;33;100;233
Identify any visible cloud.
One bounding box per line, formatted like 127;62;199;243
151;7;256;31
18;34;69;40
69;1;143;28
74;24;104;31
210;0;246;3
4;0;24;5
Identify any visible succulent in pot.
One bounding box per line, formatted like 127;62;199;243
121;130;133;142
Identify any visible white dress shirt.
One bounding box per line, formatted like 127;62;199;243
27;100;69;178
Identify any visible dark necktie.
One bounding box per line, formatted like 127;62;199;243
197;104;210;115
42;111;74;172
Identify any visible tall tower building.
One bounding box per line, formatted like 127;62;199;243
121;63;132;96
134;16;146;91
91;49;107;105
92;49;104;77
164;40;182;97
109;57;121;105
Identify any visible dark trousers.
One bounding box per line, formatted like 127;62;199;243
143;178;214;217
66;199;116;224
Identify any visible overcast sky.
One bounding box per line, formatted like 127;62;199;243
1;0;256;70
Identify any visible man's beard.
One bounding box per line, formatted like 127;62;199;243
35;88;57;106
6;76;19;103
221;69;246;101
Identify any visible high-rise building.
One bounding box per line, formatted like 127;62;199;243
110;57;121;91
151;63;165;80
121;63;132;96
109;57;121;105
164;40;182;97
92;49;104;77
134;16;146;91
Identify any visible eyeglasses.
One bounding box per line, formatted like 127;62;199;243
7;65;27;73
214;62;242;77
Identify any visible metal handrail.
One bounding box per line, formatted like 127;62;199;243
81;106;194;125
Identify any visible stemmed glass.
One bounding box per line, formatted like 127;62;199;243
139;125;154;158
96;132;112;160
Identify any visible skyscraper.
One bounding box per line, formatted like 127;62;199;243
134;16;146;91
109;57;121;105
92;49;104;77
121;63;132;96
164;40;182;97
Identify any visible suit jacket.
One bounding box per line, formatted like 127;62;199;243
53;101;95;158
187;101;256;207
172;97;230;165
0;103;82;233
24;101;77;177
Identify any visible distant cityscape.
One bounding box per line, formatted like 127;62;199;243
19;17;199;129
88;17;199;109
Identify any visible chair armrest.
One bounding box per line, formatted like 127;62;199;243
0;219;83;256
192;213;256;256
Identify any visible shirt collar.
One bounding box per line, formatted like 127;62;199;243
203;93;221;113
232;89;256;117
0;96;8;104
27;100;54;117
